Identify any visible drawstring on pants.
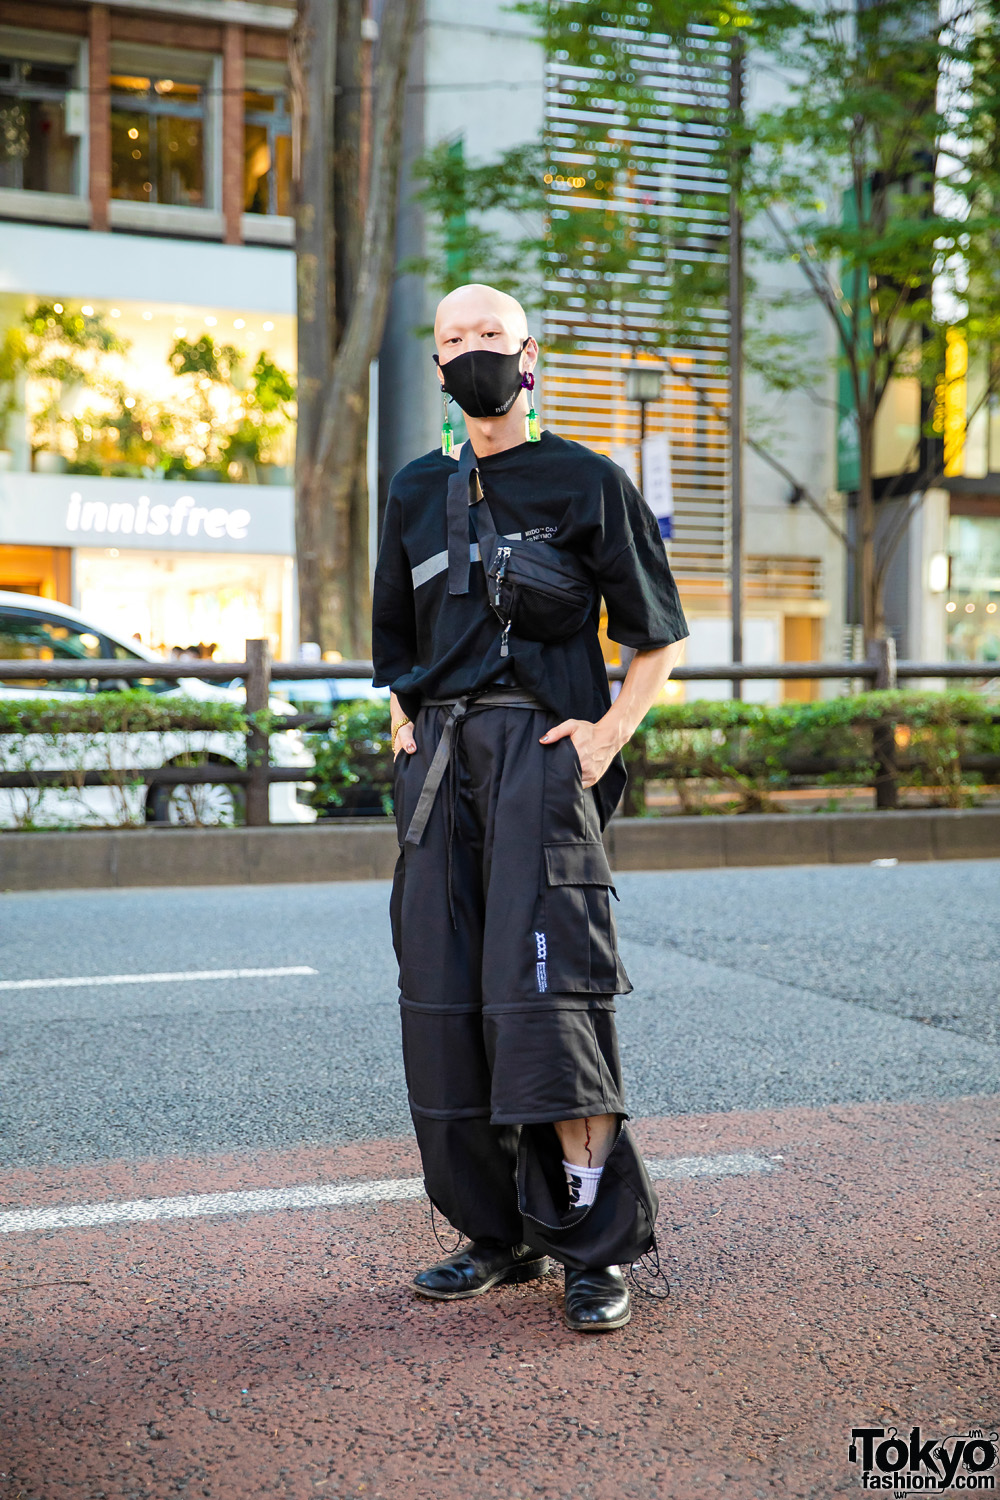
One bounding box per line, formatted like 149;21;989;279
429;1197;465;1255
627;1204;671;1300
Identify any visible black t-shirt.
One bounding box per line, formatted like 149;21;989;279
372;428;689;826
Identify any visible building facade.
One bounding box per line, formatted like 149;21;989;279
0;0;298;657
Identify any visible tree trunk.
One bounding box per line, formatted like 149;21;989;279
291;0;337;649
333;0;363;346
293;0;419;657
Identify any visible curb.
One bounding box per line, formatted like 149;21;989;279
1;809;999;892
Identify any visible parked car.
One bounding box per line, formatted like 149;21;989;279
0;591;315;828
265;674;389;710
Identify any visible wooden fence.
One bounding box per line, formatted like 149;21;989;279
1;638;997;823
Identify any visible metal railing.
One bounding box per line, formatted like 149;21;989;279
1;639;997;823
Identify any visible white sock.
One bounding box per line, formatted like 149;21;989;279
563;1159;603;1209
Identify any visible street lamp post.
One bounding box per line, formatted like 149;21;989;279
624;363;663;492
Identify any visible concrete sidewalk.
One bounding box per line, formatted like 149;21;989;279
3;806;1000;890
2;1096;996;1499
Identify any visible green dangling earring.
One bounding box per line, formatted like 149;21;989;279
440;392;455;457
523;370;540;442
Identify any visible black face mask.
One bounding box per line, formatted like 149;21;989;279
434;339;530;419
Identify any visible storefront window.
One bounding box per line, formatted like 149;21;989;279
243;88;291;216
110;74;205;206
0;56;78;194
76;549;291;661
946;514;1000;664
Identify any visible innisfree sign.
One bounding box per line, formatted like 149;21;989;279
0;473;294;555
65;490;251;542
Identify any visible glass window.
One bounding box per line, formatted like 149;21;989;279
0;56;78;194
946;515;1000;665
0;609;104;692
243;87;291;216
110;73;205;207
105;638;176;694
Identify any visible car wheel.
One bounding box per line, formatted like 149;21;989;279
147;768;246;827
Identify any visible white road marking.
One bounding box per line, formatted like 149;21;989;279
0;966;318;992
645;1152;777;1180
0;1178;426;1234
0;1153;778;1236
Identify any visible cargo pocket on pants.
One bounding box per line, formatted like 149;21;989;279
535;839;632;994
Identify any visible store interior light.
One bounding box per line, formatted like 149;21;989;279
123;396;136;408
205;315;217;327
988;602;998;614
142;310;153;320
927;552;949;593
111;307;121;317
128;127;139;140
174;327;186;338
234;318;245;329
262;320;274;331
81;305;94;316
965;602;976;612
53;302;63;313
946;601;957;612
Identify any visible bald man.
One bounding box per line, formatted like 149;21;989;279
372;284;689;1332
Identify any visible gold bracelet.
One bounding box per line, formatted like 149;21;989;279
391;716;411;746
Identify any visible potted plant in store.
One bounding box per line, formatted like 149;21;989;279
0;325;27;472
22;302;128;474
165;333;241;481
71;384;176;478
221;351;295;484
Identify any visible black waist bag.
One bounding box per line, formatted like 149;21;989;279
469;473;595;656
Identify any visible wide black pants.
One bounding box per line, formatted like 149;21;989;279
390;697;659;1272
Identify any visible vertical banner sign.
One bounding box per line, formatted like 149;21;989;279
641;433;674;538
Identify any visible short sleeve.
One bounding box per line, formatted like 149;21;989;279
371;484;417;687
588;464;689;650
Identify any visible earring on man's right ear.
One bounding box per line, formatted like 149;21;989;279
440;392;455;457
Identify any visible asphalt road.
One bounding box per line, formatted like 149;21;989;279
1;861;998;1167
2;861;998;1500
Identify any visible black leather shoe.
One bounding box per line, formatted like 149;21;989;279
412;1241;550;1301
564;1265;631;1332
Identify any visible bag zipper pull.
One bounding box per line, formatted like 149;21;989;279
500;619;512;657
492;546;511;608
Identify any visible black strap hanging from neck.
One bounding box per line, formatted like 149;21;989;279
445;441;481;595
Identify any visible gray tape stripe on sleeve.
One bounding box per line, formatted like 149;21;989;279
411;549;449;589
410;534;522;591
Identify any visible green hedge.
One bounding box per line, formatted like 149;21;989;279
624;691;1000;814
4;689;998;827
305;700;394;816
303;691;1000;817
0;691;248;736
